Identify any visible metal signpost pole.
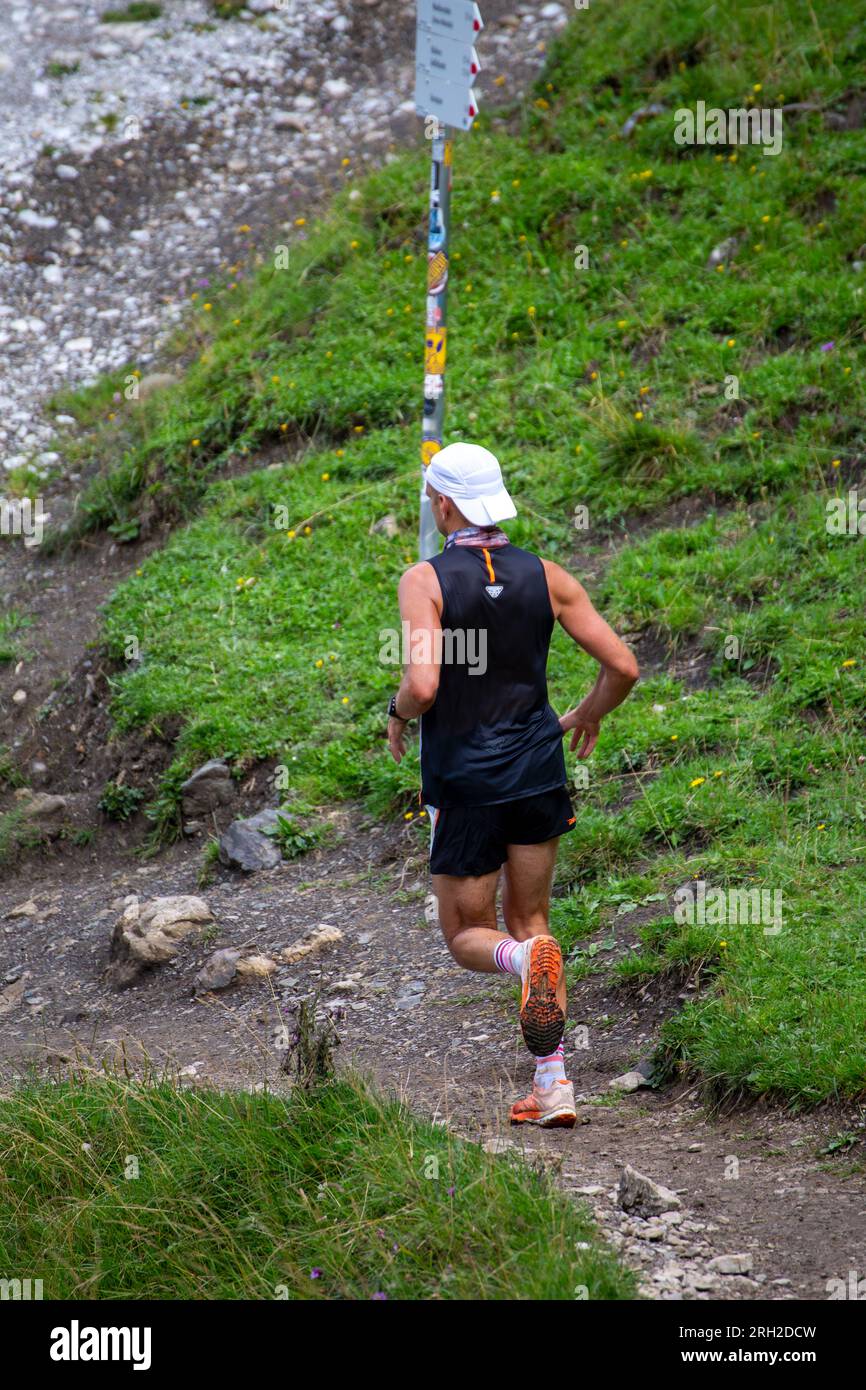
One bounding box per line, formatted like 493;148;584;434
415;1;483;561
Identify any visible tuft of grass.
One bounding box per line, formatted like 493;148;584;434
0;610;30;664
0;1073;635;1301
100;3;162;21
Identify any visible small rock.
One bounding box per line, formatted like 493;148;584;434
134;371;180;402
610;1069;650;1092
280;923;344;965
273;111;307;133
617;1165;682;1217
18;210;58;229
706;236;739;268
369;513;399;538
56;165;79;181
219;810;282;872
707;1252;753;1275
13;788;66;822
235;954;278;978
5;901;38;919
194;948;240;994
621;102;666;137
180;759;235;819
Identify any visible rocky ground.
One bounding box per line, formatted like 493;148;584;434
2;0;865;1306
0;0;567;469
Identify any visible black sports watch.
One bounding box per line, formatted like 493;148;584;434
388;694;409;722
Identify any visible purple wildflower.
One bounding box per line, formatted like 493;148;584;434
820;341;835;352
372;1291;387;1300
310;1268;321;1279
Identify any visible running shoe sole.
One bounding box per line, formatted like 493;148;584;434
510;1104;577;1129
519;935;565;1057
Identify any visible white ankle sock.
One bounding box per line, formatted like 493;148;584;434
492;936;530;976
534;1040;566;1090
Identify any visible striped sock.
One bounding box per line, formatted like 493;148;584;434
534;1040;566;1090
493;936;529;977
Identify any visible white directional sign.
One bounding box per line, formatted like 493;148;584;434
415;70;479;130
416;0;483;46
415;0;482;130
416;28;480;86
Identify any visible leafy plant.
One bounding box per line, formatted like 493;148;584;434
98;780;146;821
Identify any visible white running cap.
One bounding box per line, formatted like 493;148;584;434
424;442;517;526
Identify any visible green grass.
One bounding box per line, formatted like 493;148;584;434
40;0;866;1104
0;609;30;664
100;3;162;21
0;1073;634;1301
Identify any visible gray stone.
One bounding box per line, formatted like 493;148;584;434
219;811;282;871
134;372;180;402
180;758;234;819
273;111;307;133
706;236;739;268
194;948;240;994
617;1165;682;1217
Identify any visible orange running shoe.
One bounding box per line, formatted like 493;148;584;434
519;934;565;1057
510;1079;577;1128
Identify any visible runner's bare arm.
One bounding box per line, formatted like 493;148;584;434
387;563;443;764
542;558;639;758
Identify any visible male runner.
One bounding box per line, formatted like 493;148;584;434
387;443;638;1127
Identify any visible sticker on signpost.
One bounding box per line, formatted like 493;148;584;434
427;251;448;295
425;328;447;374
422;438;442;466
426;294;443;326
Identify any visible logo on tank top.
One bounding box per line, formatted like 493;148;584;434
485;584;503;598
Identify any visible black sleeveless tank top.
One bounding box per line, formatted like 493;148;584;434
419;542;566;808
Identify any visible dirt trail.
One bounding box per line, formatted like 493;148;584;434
2;811;864;1303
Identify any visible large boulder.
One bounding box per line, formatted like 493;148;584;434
107;894;213;989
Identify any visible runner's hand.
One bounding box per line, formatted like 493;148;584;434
387;716;408;764
559;707;600;758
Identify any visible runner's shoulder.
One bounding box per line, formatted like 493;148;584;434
398;559;442;599
539;557;587;606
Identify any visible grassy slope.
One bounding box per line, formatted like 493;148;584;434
0;1074;634;1300
51;0;866;1103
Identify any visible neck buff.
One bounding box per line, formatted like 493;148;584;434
444;524;510;550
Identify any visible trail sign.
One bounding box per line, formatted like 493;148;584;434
416;28;480;87
416;0;483;44
415;2;483;559
414;70;479;130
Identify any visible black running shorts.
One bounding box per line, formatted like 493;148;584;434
428;786;575;878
